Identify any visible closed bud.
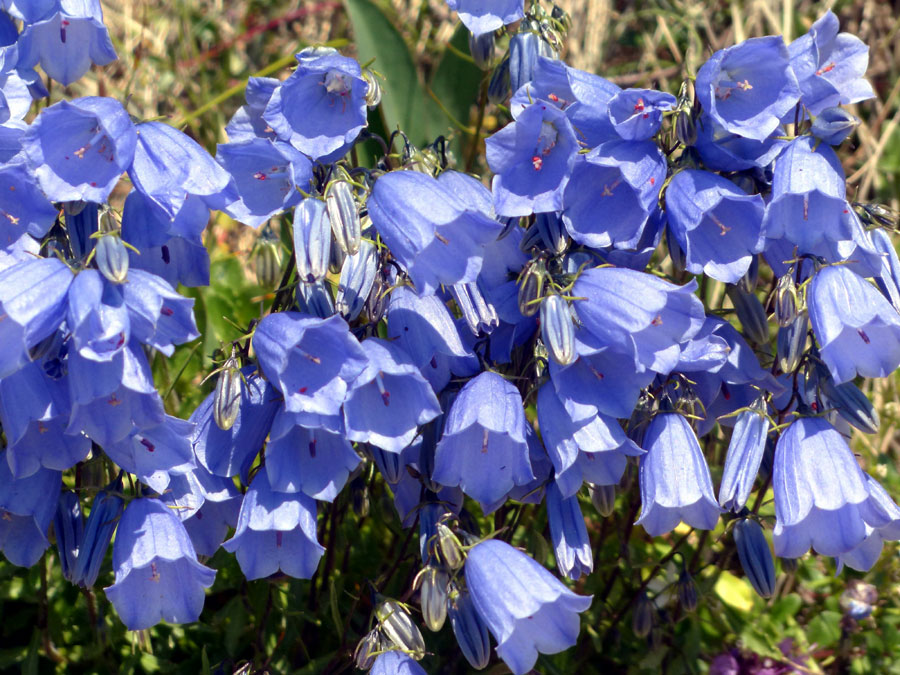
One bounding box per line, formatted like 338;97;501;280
66;201;99;259
375;597;426;659
665;224;687;273
588;483;616;517
71;481;125;588
296;280;336;318
487;56;510;104
676;569;698;611
540;294;575;366
452;282;499;336
777;313;808;374
213;352;242;431
718;400;769;512
329;232;346;274
448;584;491;669
54;491;83;582
468;31;494;70
551;5;571;31
293;199;332;283
811;107;860;146
415;566;450;632
519;221;544;252
775;274;799;327
632;591;655;638
727;285;769;345
362;69;382;108
336;240;378;321
370;445;404;484
733;518;776;599
509;32;540;93
253;234;282;289
365;267;391;324
326;180;362;255
675;80;697;147
95;233;129;284
818;370;880;434
517;258;547;317
780;556;798;573
738;255;759;294
436;522;464;571
535;211;568;255
354;629;383;669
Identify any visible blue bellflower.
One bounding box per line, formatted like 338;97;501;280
835;475;900;573
370;651;427;675
0;163;58;251
607;88;676;140
446;0;524;36
0;455;60;566
546;481;593;580
104;498;215;630
465;539;592;675
225;76;279;142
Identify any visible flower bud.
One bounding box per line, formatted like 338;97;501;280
517;258;547;317
448;584;491;670
362;69;382;108
519;221;544;252
71;482;125;588
354;629;383;669
375;598;426;659
588;483;616;517
733;518;776;599
487;56;510;104
509;32;540;94
775;274;799;327
818;371;880;435
632;591;654;638
415;565;449;632
811;107;859;146
325;180;362;255
95;233;129;284
213;352;242;431
675;81;697;147
436;522;464;571
777;313;808;374
665;224;687;273
293;199;332;283
451;282;499;336
676;569;698;611
540;294;575;366
727;285;769;345
535;211;568;255
335;240;377;321
737;255;759;294
296;280;336;318
468;31;494;70
66;201;99;259
253;235;282;289
54;491;83;582
718;400;769;512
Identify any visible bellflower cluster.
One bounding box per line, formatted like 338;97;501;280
2;2;898;672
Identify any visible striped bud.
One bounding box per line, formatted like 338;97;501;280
727;285;769;345
632;591;654;638
362;69;382;108
213;353;242;431
293;199;332;283
519;221;544;252
818;371;879;435
589;483;616;517
777;313;808;374
487;56;510;104
517;258;547;317
95;234;129;284
296;280;336;318
54;491;83;582
253;237;282;289
415;566;449;632
448;584;491;670
666;224;687;273
535;212;568;255
375;598;426;659
733;518;776;599
353;629;383;670
335;240;377;321
775;274;799;327
540;294;575;366
436;522;464;571
468;31;495;70
71;482;125;588
451;282;499;336
718;400;769;512
676;569;698;611
738;255;759;294
325;181;361;255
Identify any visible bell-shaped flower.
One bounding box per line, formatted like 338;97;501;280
264;408;360;501
695;35;800;141
225;76;279;142
772;416;885;558
263;47;368;161
0;455;60;566
487;101;579;217
368;170;503;296
17;0;117;86
370;651;427;675
636;412;721;536
718;403;770;512
835;475;900;573
102;416;195;493
572;267;706;374
546;481;593;580
694;112;787;172
433;371;534;508
127;121;233;218
213;138;312;228
253;312;367;417
22;96;136;203
665;169;766;283
343;338;442;452
810;107;860;146
4;1;59;23
607;88;676;140
0;163;58;251
69;477;124;587
104;498;216;630
465;539;592;675
788;11;874;116
808;264;900;383
222;470;325;580
446;0;524;36
562;139;667;249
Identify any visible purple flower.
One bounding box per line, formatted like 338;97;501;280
104;498;215;630
636;413;721;536
433;371;534;508
22;96;136;203
222;470;325;580
788;11;875;116
465;539;592;675
446;0;524;37
263;47;368;161
808;264;900;383
0;163;58;251
665;169;766;283
835;475;900;573
772;416;883;557
225;76;280;142
695;35;800;141
607;88;676;140
0;455;60;566
370;651;427;675
546;481;593;580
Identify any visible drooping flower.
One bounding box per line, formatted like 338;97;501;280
636;412;721;536
0;455;60;567
607;88;676;141
225;76;280;142
446;0;524;37
546;481;593;580
104;498;215;630
718;404;770;512
370;651;427;675
0;163;58;251
835;475;900;573
464;538;592;675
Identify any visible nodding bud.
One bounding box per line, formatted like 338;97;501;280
468;31;495;70
353;629;383;670
676;569;698;612
518;258;548;317
325;180;362;255
415;565;450;632
675;80;697;147
336;240;378;321
436;522;464;571
540;294;575;366
775;274;799;327
818;369;880;435
448;584;491;670
374;597;426;659
733;518;776;599
296;280;336;318
632;591;655;638
54;491;83;582
253;236;282;289
487;55;510;104
95;233;129;284
665;224;687;273
213;352;242;431
293;199;332;283
551;5;572;31
777;312;808;374
810;106;860;146
718;400;769;512
535;211;569;255
727;285;770;345
588;483;616;517
451;281;499;336
71;482;125;588
362;69;382;108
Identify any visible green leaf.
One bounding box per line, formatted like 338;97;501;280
769;594;803;624
806;610;842;649
429;24;485;157
714;570;755;613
